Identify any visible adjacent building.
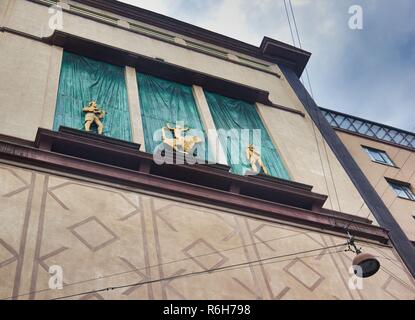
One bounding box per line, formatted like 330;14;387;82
322;108;415;244
0;0;414;299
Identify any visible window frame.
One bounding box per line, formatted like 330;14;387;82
387;179;415;201
362;145;396;167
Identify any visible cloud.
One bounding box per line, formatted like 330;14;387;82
117;0;415;131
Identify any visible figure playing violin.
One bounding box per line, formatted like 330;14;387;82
83;101;107;135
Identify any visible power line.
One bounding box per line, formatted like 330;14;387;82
310;120;335;210
322;138;343;212
283;0;342;212
51;243;347;300
284;0;415;220
287;0;302;48
306;98;343;213
345;160;414;236
282;0;335;210
1;229;313;300
368;245;415;292
379;266;415;292
283;0;296;47
287;0;314;97
281;0;413;243
51;242;413;300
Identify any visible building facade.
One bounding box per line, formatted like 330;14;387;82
0;0;414;300
322;108;415;244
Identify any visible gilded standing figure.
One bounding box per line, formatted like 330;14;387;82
246;144;269;175
83;101;107;135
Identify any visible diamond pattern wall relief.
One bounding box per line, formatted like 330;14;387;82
68;216;119;252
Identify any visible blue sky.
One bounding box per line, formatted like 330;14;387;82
119;0;415;131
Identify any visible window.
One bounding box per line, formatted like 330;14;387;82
363;146;395;166
388;180;415;201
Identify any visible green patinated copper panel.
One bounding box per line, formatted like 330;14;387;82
205;91;290;180
137;73;206;157
53;52;132;141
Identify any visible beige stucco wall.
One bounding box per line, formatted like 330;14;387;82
3;0;301;110
0;0;380;217
336;131;415;241
0;0;372;217
257;104;373;218
0;0;11;27
0;31;62;140
0;162;414;300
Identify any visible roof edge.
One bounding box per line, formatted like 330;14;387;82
320;107;415;151
320;107;414;136
70;0;311;76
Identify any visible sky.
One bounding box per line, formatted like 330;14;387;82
118;0;415;131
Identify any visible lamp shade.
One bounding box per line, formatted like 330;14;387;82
352;252;380;278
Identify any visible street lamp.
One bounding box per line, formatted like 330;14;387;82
347;233;381;278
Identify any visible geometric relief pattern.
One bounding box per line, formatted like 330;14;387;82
244;221;293;300
198;210;239;242
46;181;142;221
251;223;304;252
0;165;35;301
161;268;188;300
2;163;415;300
162;204;239;242
0;238;18;269
283;258;325;292
251;224;279;252
231;277;262;300
79;293;105;300
182;238;229;271
150;202;180;232
149;199;247;300
0;167;30;198
118;256;151;296
18;175;147;301
382;276;415;300
68;216;119;252
37;247;69;274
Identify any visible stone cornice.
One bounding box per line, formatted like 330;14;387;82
0;127;389;244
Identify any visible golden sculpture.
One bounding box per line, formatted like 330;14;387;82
83;101;107;135
162;123;202;154
246;144;269;175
